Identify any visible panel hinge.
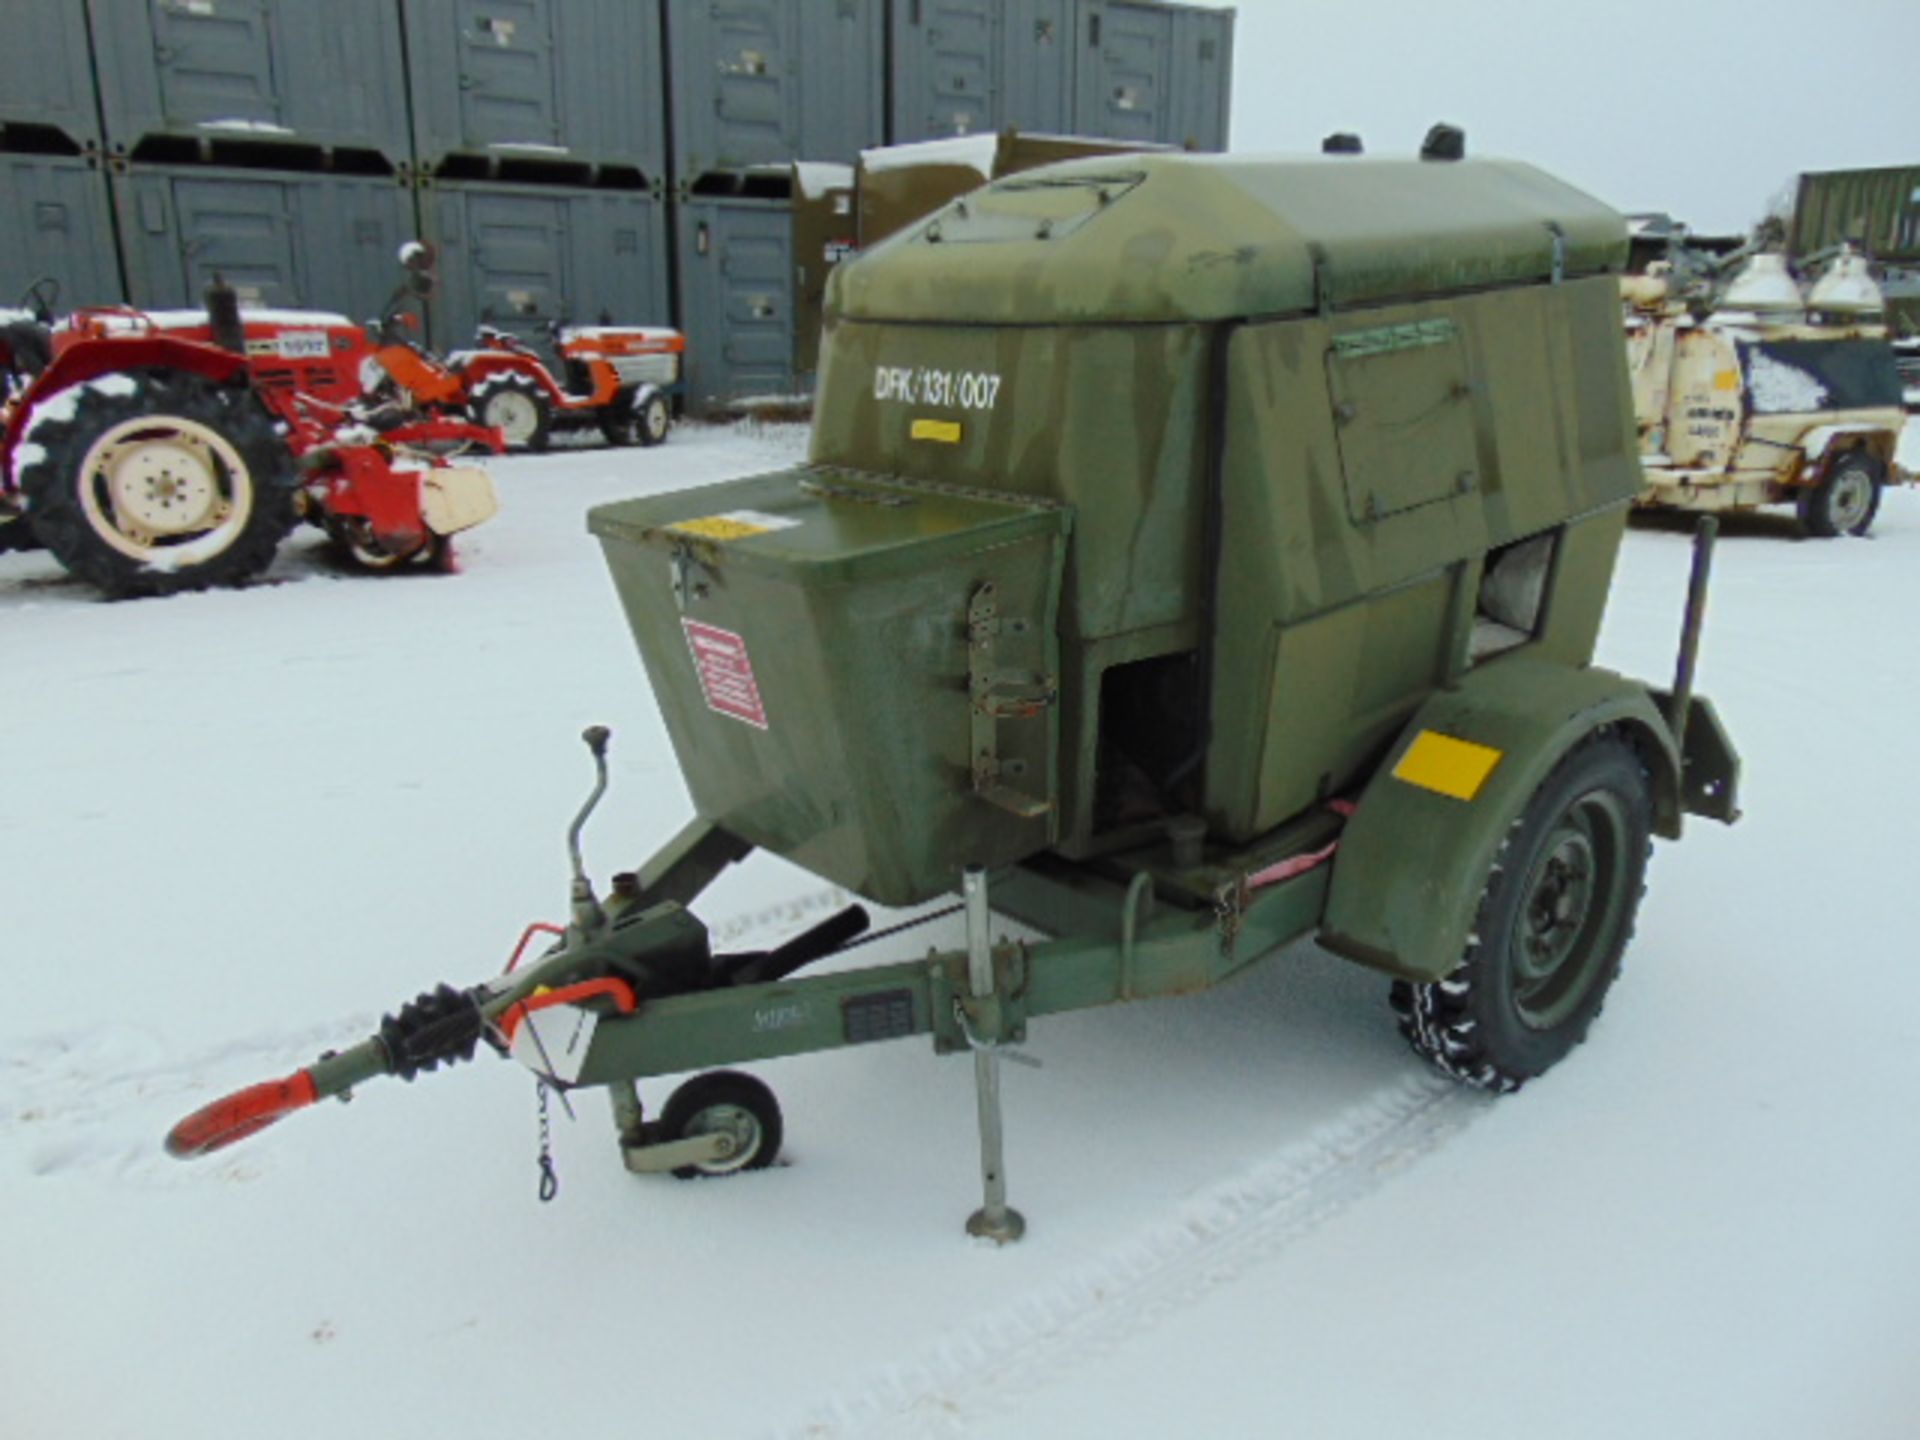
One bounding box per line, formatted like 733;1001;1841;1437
967;582;1055;819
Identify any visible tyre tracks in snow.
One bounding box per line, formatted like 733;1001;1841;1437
774;1073;1489;1440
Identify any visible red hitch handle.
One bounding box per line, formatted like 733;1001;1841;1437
165;1070;319;1159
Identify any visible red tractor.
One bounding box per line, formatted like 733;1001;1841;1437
0;268;501;599
358;247;684;452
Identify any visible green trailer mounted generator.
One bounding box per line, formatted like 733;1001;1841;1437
170;149;1739;1241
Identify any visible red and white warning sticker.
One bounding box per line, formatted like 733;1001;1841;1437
682;618;769;730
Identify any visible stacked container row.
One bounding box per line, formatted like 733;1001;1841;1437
889;0;1232;151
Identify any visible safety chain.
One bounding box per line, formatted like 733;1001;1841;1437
535;1080;559;1203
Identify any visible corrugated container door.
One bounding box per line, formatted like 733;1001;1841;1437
1074;0;1174;145
890;0;1074;142
669;0;800;178
424;184;670;359
890;0;999;142
1000;0;1076;134
140;0;280;129
0;1;103;151
676;197;795;409
1167;3;1231;151
404;0;667;180
114;168;413;319
797;0;885;164
0;156;122;305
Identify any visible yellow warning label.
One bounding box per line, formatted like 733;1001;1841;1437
1713;369;1741;392
910;418;963;444
1391;730;1503;801
671;515;771;541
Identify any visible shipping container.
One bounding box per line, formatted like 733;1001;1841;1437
87;0;410;169
1791;165;1920;266
0;153;123;307
674;177;797;411
666;0;884;185
402;0;667;184
113;165;415;322
420;181;671;362
791;162;856;382
887;0;1075;143
0;0;102;153
1073;1;1232;151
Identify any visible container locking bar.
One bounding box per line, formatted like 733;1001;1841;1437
967;581;1056;820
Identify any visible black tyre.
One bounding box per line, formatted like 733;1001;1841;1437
657;1070;782;1179
1798;450;1883;538
1391;733;1653;1092
597;388;670;448
469;371;552;452
0;516;43;554
20;368;298;598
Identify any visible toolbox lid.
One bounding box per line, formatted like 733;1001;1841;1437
587;465;1067;587
832;151;1626;326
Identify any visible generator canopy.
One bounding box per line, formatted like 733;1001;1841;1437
831;153;1626;326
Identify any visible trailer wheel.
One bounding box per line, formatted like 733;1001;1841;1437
658;1070;783;1179
1392;734;1652;1092
469;372;552;452
1798;451;1883;538
20;368;297;598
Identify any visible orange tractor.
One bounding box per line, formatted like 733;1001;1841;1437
365;245;684;452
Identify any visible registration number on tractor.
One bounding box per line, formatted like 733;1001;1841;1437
873;366;1002;411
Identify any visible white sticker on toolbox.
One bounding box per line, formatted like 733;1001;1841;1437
683;619;770;730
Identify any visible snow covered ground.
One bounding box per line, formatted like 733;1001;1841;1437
3;421;1918;1439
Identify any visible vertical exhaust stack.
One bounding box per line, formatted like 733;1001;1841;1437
203;274;246;354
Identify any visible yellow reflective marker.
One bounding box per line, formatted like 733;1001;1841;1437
671;515;771;541
911;418;963;444
1392;730;1503;801
1713;369;1741;392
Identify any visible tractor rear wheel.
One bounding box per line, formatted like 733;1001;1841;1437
1392;733;1652;1092
1798;451;1883;538
657;1070;783;1179
469;372;552;452
20;368;297;598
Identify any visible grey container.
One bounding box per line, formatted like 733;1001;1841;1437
666;0;884;184
419;181;671;361
1073;1;1232;151
887;0;1075;143
0;154;122;307
674;188;796;411
87;0;410;167
0;0;102;152
113;164;415;320
402;0;667;183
